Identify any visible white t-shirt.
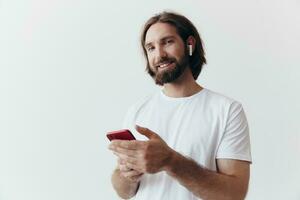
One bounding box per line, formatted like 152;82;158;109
122;88;252;200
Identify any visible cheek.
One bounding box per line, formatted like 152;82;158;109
167;46;183;58
147;55;155;68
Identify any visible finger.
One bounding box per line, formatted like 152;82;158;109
117;158;124;168
109;140;146;150
118;158;128;166
112;146;138;157
117;158;123;165
117;158;131;171
113;152;138;164
121;169;143;178
119;164;132;172
125;160;143;172
135;125;158;139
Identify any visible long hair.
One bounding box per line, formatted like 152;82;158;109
140;11;206;80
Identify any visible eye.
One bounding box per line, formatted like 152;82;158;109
163;39;174;45
146;46;154;52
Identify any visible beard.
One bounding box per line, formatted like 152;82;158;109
148;50;190;86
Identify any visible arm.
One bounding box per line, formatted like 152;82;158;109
111;168;140;199
166;150;250;200
110;125;250;200
111;159;143;199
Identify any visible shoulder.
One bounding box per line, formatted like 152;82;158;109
200;89;246;125
202;88;242;109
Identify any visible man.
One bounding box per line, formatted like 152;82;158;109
108;11;251;200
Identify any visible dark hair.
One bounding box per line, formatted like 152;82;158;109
140;11;206;80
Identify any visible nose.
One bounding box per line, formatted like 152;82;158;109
155;46;167;61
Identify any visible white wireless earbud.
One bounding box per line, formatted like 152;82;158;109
188;44;193;56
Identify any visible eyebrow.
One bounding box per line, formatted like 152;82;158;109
144;35;176;48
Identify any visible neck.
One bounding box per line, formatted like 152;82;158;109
162;67;203;98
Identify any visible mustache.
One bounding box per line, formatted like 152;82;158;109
155;57;176;67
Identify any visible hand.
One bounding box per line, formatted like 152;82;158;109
117;158;144;183
109;125;174;174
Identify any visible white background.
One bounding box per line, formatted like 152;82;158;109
1;0;299;199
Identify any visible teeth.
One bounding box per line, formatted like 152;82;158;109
160;62;171;68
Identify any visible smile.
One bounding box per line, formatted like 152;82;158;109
158;61;174;68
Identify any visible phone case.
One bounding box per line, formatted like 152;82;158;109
106;129;136;141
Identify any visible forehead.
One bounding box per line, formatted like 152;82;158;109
145;22;180;45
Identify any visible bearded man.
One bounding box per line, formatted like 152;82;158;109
109;11;252;200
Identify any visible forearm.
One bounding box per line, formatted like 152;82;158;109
111;168;139;199
165;151;247;200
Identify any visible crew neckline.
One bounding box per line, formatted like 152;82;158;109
160;88;206;101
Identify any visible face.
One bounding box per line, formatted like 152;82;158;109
144;22;189;85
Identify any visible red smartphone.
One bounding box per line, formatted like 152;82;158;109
106;129;136;141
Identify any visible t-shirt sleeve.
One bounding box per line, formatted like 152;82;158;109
216;102;252;163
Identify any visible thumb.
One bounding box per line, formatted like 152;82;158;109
135;125;158;139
